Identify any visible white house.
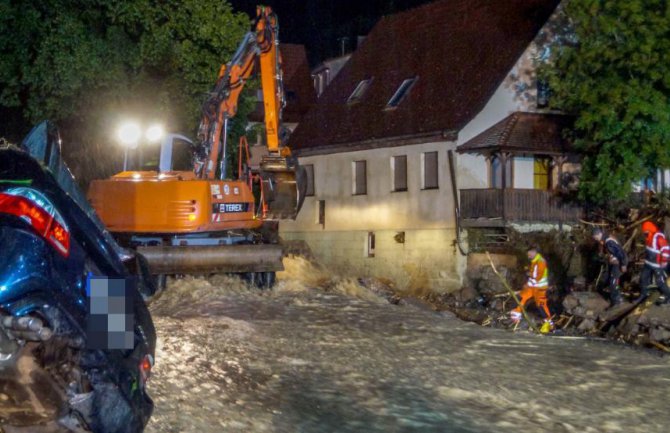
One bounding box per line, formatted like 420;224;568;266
281;0;567;292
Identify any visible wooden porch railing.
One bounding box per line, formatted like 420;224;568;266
460;188;583;224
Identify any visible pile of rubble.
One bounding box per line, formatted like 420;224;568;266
561;291;670;350
425;275;670;352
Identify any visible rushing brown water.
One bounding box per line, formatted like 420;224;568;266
144;257;670;433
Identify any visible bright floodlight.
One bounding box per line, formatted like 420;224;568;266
117;122;142;146
146;124;165;143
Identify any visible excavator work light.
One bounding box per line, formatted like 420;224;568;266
146;124;165;143
117;122;142;147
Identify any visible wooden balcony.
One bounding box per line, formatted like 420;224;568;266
459;188;583;227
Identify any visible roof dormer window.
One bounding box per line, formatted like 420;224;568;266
347;78;373;104
385;77;418;109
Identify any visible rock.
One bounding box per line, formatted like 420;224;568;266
451;307;490;325
637;304;670;328
649;326;670;343
562;294;580;311
562;292;609;318
579;293;610;313
454;286;479;303
577;318;597;332
469;265;517;296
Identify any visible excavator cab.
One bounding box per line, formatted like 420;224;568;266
157;134;195;173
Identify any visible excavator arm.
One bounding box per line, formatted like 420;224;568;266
195;6;286;180
194;6;306;220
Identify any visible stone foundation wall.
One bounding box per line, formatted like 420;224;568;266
281;228;465;293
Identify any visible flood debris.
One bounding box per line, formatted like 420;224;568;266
423;281;670;352
420;241;670;352
418;199;670;352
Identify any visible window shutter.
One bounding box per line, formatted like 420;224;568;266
393;156;407;191
304;164;315;196
354;161;367;195
424;151;439;189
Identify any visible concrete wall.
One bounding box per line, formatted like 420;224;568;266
281;141;466;292
282;229;463;293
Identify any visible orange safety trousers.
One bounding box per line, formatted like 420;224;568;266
513;284;551;320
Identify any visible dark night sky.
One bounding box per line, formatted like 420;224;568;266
228;0;434;65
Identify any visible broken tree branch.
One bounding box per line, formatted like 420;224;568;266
562;315;574;330
624;215;653;232
579;219;609;227
651;341;670;353
623;227;638;251
485;251;540;333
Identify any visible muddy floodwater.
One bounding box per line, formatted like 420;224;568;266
144;258;670;433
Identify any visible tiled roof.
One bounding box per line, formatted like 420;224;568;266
288;0;560;154
457;112;573;155
280;44;317;123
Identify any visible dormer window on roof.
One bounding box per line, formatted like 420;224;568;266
347;78;373;104
386;77;418;109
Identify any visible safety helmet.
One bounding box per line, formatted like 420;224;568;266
641;221;658;234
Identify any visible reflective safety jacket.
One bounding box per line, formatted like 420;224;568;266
645;230;670;269
528;253;549;288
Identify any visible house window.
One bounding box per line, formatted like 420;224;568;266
353;160;367;195
317;200;326;226
347;78;373;104
386;77;418;109
490;155;513;189
422;151;439;190
392;155;407;192
304;164;315;196
533;157;551;190
367;232;376;258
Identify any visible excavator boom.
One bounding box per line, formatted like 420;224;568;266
194;5;305;219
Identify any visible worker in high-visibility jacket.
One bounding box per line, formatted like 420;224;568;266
638;221;670;304
510;246;553;331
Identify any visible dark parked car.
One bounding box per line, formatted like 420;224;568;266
0;122;156;432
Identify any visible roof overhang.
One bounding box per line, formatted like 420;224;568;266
294;129;458;157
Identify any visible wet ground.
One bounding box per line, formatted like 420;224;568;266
144;258;670;433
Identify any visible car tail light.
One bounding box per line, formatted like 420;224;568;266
0;187;70;256
139;354;154;384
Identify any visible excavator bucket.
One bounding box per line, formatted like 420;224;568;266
259;156;307;220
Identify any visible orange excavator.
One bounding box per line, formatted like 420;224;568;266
88;6;306;287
